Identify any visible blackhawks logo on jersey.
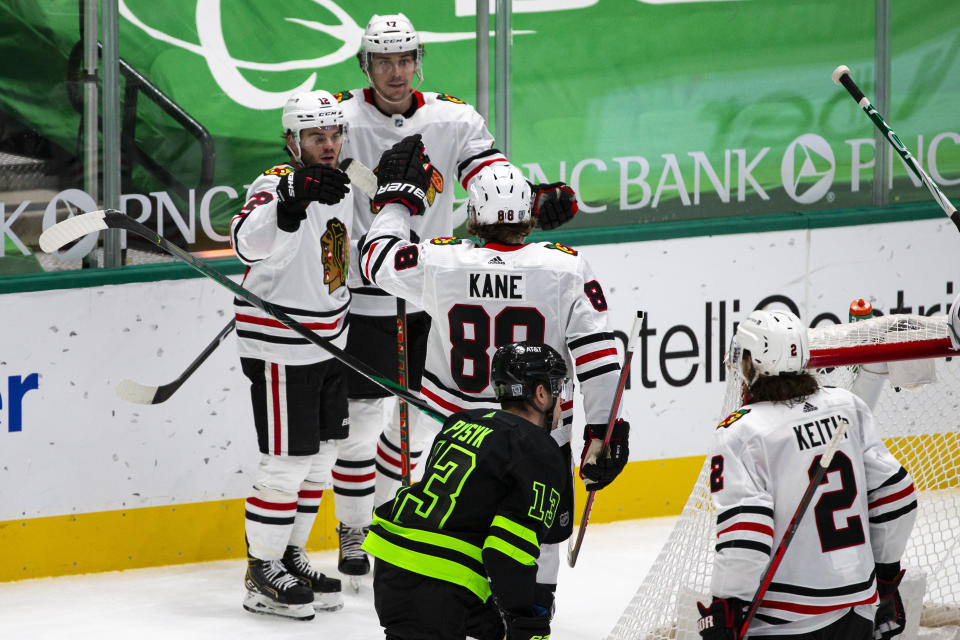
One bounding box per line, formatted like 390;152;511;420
370;163;445;214
430;236;463;245
332;90;353;103
263;165;292;177
436;93;465;104
321;218;348;293
545;242;578;256
717;408;751;429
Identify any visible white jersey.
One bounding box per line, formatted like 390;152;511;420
709;386;917;635
230;164;353;365
336;88;506;317
360;205;623;446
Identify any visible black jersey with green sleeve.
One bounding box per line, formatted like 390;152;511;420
362;408;569;605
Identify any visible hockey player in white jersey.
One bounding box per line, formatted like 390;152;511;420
230;90;352;620
698;310;917;639
331;12;580;579
358;135;630;615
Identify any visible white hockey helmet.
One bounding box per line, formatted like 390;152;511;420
467;164;533;227
729;309;809;383
359;14;425;89
281;90;345;164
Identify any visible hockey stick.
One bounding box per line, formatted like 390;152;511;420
397;298;412;486
39;209;444;422
112;158;378;406
738;418;850;639
116;317;236;404
832;64;960;233
567;310;645;568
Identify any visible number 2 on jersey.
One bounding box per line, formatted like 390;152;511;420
808;451;865;552
448;304;546;392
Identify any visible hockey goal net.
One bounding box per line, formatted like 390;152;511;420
609;313;960;640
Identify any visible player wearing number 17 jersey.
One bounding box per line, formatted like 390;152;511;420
699;310;917;640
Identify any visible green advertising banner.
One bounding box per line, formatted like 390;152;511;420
1;0;958;269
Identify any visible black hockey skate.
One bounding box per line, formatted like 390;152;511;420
243;557;315;621
337;524;370;592
282;545;344;612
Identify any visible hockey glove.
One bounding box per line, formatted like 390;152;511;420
276;164;350;231
504;613;551;640
874;563;907;640
580;420;629;491
374;133;431;216
696;598;747;640
530;182;578;230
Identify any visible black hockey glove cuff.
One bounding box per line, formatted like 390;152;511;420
504;613;551;640
579;420;629;491
530;181;578;230
374;133;431;216
696;598;747;640
875;563;906;640
275;173;309;232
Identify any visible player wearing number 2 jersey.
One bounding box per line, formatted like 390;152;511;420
699;310;917;640
359;144;631;617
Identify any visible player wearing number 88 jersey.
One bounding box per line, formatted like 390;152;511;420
701;310;917;639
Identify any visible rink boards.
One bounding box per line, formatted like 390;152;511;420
1;215;958;580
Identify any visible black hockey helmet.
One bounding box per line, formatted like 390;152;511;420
492;342;568;402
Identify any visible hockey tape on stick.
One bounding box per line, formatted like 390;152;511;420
397;298;412;486
39;210;444;422
832;64;960;233
340;158;378;199
567;310;645;568
738;418;849;639
116;318;236;404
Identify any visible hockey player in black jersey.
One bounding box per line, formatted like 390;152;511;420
698;310;916;640
363;342;572;640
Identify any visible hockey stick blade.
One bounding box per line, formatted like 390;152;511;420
38;210;108;252
832;64;960;233
116;318;237;405
42;209;444;421
738;419;849;638
567;310;645;568
340;158;377;199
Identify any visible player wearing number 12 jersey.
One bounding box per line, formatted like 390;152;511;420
699;310;917;640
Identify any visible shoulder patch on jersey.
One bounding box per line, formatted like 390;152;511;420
545;242;578;256
430;236;463;245
436;93;466;104
263;165;292;177
717;408;751;429
333;90;353;103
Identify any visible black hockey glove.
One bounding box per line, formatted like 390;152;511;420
696;598;747;640
276;164;350;231
530;182;578;230
374;133;431;216
874;563;907;640
579;420;629;491
504;613;551;640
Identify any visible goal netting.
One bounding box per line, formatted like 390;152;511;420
609;313;960;640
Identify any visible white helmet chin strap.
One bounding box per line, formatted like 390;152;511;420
286;135;303;167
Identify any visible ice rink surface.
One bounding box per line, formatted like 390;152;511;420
0;517;676;639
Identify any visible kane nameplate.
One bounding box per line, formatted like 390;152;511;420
467;273;525;301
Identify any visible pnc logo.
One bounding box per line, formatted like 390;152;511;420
781;133;835;204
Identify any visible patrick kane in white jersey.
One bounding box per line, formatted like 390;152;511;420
330;12;580;579
229;90;353;620
358;134;630;616
698;310;916;639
